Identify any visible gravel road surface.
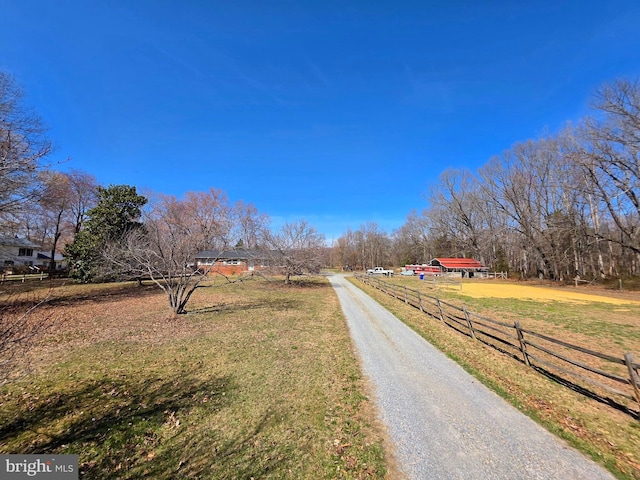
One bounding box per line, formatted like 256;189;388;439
328;274;615;480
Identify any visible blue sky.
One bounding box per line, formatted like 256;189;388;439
2;1;640;241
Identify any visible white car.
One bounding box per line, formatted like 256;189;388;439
366;267;394;276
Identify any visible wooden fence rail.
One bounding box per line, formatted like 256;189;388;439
1;273;47;283
354;274;640;412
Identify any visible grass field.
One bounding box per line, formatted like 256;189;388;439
352;276;640;480
443;280;640;354
0;276;391;479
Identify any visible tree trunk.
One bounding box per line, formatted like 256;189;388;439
48;210;63;279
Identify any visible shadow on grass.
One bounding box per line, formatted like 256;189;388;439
0;370;302;479
48;283;162;307
531;366;640;419
0;371;234;478
2;281;163;311
141;408;290;480
252;275;332;290
188;297;302;315
284;278;332;288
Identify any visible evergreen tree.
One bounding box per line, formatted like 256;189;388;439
65;185;147;282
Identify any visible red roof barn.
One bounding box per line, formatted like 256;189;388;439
429;258;488;277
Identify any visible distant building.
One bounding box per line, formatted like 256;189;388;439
429;258;488;278
0;236;41;272
404;258;488;278
194;248;270;276
35;251;68;271
0;236;68;273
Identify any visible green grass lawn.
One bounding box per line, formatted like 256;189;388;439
0;276;389;479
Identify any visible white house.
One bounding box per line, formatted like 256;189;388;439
0;235;41;272
35;251;68;271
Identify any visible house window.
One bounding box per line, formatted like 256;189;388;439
223;260;240;265
18;248;33;257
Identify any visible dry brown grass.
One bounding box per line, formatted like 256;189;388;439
1;277;391;479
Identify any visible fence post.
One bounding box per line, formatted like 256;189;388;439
515;321;530;367
463;307;476;340
418;291;424;312
404;286;408;303
436;298;445;322
623;353;640;406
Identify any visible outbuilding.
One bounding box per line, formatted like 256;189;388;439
429;258;488;278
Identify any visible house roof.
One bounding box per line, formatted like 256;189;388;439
429;258;487;270
37;252;65;261
195;248;262;260
0;235;41;249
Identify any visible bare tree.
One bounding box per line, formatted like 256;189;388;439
391;210;439;265
66;169;99;235
32;170;97;276
333;228;360;270
265;220;326;284
478;137;582;280
37;172;72;276
571;79;640;260
355;222;392;269
105;189;234;318
0;297;56;384
232;200;269;248
0;72;52;227
426;169;487;261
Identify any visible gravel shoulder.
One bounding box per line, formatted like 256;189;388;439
328;273;615;480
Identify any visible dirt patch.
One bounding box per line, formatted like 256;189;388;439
459;282;640;305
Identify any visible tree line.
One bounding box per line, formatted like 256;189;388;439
333;79;640;281
4;69;640;286
1;71;326;319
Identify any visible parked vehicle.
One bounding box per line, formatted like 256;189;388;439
400;268;415;276
366;266;394;276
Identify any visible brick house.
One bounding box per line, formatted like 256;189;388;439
194;248;270;276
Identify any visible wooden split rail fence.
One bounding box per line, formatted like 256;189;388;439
355;274;640;413
1;272;47;283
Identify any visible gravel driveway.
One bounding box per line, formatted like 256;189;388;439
328;274;615;480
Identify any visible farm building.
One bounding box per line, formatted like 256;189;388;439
404;264;442;276
194;248;270;276
405;258;488;277
429;258;488;277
